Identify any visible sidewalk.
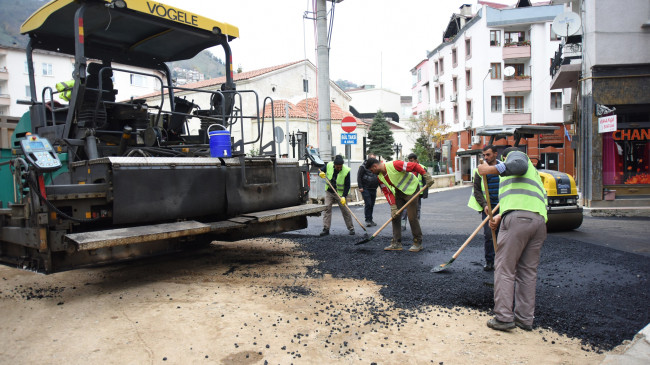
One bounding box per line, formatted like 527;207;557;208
601;323;650;364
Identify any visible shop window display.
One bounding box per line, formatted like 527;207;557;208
602;107;650;185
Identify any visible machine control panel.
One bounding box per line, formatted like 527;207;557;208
20;134;62;172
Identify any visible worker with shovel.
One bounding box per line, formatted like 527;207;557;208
467;145;502;271
477;147;547;332
319;155;355;236
365;157;434;252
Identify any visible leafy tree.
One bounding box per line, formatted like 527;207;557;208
409;110;450;164
367;110;395;161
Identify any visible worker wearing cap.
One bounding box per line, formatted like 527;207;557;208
477;147;548;332
401;153;428;231
319;155;355;236
467;145;502;271
365;157;434;252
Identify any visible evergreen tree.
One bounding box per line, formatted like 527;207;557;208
367;110;395;161
413;135;435;164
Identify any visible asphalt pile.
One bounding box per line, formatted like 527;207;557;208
280;231;650;351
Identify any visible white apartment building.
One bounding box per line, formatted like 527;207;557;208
413;1;573;181
0;45;164;118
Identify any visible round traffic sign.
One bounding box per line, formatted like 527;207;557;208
341;116;357;133
274;126;284;143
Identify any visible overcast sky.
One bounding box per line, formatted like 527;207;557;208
161;0;517;95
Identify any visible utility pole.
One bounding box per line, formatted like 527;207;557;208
316;0;332;161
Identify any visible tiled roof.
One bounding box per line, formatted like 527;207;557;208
137;60;306;99
262;100;310;119
295;98;368;125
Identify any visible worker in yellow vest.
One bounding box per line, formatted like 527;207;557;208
477;147;548;332
318;155;355;236
401;153;429;231
55;80;75;102
467;145;502;271
365;157;434;252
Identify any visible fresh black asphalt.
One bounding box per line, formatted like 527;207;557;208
279;186;650;351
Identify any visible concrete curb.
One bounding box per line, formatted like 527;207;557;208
601;323;650;364
584;207;650;218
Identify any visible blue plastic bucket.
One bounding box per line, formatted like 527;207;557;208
209;130;232;158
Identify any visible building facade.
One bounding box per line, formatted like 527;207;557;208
412;2;574;181
551;0;650;208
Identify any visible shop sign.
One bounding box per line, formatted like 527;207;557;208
613;128;650;141
598;115;617;133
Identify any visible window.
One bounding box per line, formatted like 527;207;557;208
551;92;562;109
505;31;525;45
130;74;146;87
452;49;457;67
452;76;458;93
440;84;445;101
465;69;472;89
465;38;471;58
25;85;31;98
491;96;502;112
417;69;422;82
539;153;559;171
602;107;650;185
440;110;445;123
505;96;524;112
550;25;561;41
466;100;472;118
418;90;422;103
490;63;501;79
42;63;53;76
434;61;439;76
435;87;440;103
439;57;444;75
453;105;459;123
490;30;501;46
504;63;525;79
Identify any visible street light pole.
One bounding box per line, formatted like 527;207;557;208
482;68;491;145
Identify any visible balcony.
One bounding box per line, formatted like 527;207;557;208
433;74;439;82
503;42;531;60
550;40;582;89
503;108;531;124
450;93;458;102
0;94;10;106
503;76;531;93
0;66;7;81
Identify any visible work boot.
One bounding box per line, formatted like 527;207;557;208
515;319;533;331
483;262;494;271
319;229;330;237
349;229;355;236
384;239;402;251
365;221;373;228
408;238;423;252
370;221;377;227
487;318;515;332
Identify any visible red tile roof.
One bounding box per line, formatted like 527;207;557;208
262;100;310;119
262;98;367;126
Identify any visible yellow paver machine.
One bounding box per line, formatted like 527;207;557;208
0;0;325;273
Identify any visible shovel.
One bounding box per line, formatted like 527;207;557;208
431;204;499;273
355;184;430;245
321;176;368;235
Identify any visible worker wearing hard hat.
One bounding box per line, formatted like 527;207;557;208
478;147;548;332
319;155;355;236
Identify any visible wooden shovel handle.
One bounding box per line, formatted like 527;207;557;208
371;184;429;239
481;168;499;252
451;203;500;259
322;175;367;231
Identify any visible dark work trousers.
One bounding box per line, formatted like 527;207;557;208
361;188;377;222
482;210;499;265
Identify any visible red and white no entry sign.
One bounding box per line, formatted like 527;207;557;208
341;116;357;133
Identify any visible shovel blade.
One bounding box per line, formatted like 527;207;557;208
354;235;374;245
431;258;455;273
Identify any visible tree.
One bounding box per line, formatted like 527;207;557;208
413;135;435;164
367;110;395;161
409;110;450;164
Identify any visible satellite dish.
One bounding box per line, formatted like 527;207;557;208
504;66;515;77
552;12;581;37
